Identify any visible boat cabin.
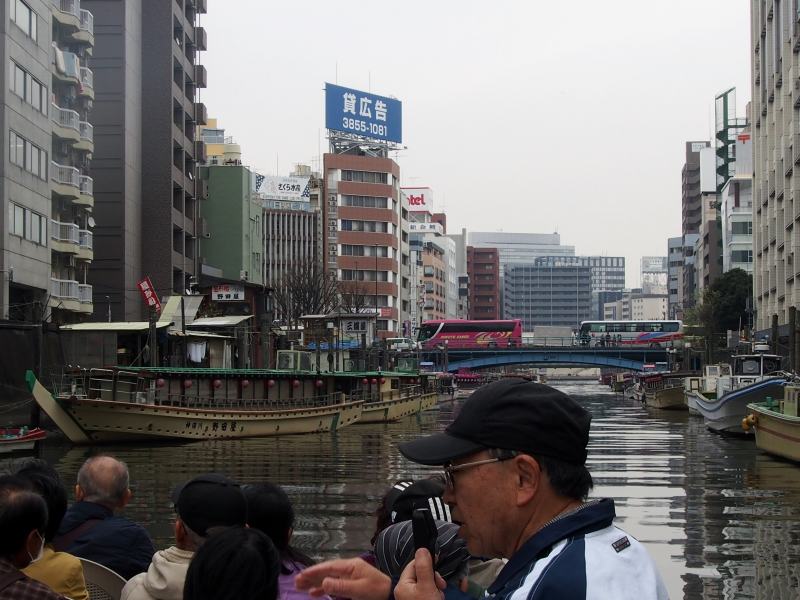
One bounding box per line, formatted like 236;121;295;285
732;354;782;377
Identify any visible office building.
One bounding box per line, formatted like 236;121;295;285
2;0;96;322
503;263;592;330
467;246;500;319
720;133;753;274
323;153;404;337
83;0;207;320
640;256;668;295
667;237;683;318
604;289;667;321
681;141;710;310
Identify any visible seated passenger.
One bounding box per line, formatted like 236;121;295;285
54;455;155;579
0;475;65;600
243;482;327;600
183;527;280;600
122;473;248;600
16;460;89;600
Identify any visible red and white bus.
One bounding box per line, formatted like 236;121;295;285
417;319;523;349
578;320;684;348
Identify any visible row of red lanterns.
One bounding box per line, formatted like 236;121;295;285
167;378;327;389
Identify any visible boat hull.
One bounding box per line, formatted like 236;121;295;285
360;392;437;423
646;385;686;410
695;377;786;434
748;403;800;462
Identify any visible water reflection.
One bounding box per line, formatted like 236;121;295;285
3;384;800;599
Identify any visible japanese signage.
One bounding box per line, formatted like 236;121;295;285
325;83;402;143
263;200;313;212
137;277;161;313
212;284;245;302
258;175;311;203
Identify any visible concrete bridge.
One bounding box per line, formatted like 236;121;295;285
421;346;670;373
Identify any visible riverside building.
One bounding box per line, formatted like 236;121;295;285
2;0;96;322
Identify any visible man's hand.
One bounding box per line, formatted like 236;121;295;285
395;548;447;600
295;558;391;600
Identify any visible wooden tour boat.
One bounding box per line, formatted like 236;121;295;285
27;353;435;444
0;427;46;453
632;374;687;410
744;383;800;462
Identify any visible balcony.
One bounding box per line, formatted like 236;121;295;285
53;50;81;85
79;67;94;99
75;175;94;207
78;284;93;311
75;121;94;152
51;219;79;254
194;64;207;88
51;162;81;199
51;0;80;29
51;104;81;142
195;102;207;125
73;9;95;45
77;229;93;261
49;278;84;313
195;26;207;51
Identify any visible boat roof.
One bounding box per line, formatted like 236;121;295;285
732;353;782;359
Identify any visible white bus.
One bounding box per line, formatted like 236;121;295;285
578;320;683;348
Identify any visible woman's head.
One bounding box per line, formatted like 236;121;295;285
15;459;68;543
183;527;280;600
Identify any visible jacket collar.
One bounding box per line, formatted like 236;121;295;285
487;498;616;595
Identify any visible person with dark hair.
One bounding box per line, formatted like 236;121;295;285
243;483;325;600
297;379;668;600
183;527;280;600
0;475;65;600
374;520;469;597
54;455;155;579
16;460;89;600
122;473;248;600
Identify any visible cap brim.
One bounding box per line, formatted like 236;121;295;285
398;433;486;465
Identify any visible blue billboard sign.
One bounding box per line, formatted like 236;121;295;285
325;83;402;144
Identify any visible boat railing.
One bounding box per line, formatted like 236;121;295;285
150;390;352;411
349;385;426;405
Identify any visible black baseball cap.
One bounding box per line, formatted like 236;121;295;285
399;378;591;466
173;473;247;536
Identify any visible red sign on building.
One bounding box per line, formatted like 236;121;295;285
137;277;162;314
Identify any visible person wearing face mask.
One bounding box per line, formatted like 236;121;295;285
0;475;67;600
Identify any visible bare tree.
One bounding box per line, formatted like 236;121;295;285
272;261;339;325
339;280;372;314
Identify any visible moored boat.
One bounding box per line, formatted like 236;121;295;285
692;352;785;433
684;364;731;415
634;374;687;409
745;384;800;462
0;426;46;453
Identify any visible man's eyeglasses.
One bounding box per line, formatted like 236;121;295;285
442;450;518;489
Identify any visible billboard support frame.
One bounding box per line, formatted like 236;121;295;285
327;130;402;157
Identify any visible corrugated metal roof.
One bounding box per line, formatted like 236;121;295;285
158;295;203;327
168;331;233;339
189;315;254;327
60;322;172;332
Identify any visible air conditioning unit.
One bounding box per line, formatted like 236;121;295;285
239;269;248;281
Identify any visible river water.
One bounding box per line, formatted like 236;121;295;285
4;381;800;599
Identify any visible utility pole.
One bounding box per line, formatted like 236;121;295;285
149;306;158;367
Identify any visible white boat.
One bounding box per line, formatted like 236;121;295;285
692;352;785;433
684;364;732;415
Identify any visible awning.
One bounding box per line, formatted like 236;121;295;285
60;322;172;332
168;331;233;339
188;315;254;327
158;295;203;328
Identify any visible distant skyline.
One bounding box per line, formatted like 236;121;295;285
200;1;751;288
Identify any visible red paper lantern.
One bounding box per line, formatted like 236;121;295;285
371;378;378;385
212;379;223;389
241;379;250;388
183;379;193;389
155;378;166;388
380;377;386;384
315;379;324;388
292;379;301;388
267;379;276;388
362;378;369;385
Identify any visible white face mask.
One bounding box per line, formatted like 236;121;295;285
28;531;45;564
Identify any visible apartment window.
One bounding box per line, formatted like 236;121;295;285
341;244;389;257
10;0;37;40
10;61;47;113
732;221;753;235
340;220;388;233
341;195;388;209
8;202;47;246
9;131;47;179
340;170;388;184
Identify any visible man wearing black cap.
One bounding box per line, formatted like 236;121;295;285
297;379;668;600
121;474;247;600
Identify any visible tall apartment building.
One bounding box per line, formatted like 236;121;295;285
323;153;404;337
466;246;500;319
503;263;592;330
2;0;96;322
667;237;683;318
83;0;207;321
681;141;710;309
721;133;754;274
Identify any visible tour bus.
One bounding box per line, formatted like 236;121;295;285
417;319;524;349
578;320;684;348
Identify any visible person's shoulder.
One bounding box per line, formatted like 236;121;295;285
10;576;67;600
120;572;148;600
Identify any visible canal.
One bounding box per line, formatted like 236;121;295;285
5;381;800;599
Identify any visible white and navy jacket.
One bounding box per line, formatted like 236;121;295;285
484;498;669;600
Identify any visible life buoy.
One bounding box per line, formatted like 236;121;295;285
742;413;757;432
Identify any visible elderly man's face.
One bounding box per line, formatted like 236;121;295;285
442;450;517;558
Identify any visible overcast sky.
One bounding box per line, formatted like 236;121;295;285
199;1;751;287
